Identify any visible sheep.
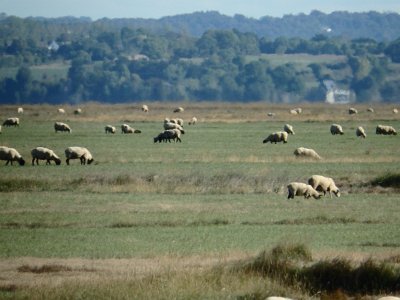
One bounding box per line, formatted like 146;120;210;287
294;147;321;160
105;125;116;134
54;122;71;133
283;124;295;135
330;124;344;135
65;146;93;165
377;297;400;300
173;106;184;113
164;121;185;134
31;147;61;165
17;107;24;114
287;182;321;200
0;146;25;166
58;108;66;114
348;107;358;115
290;107;302;115
376;125;397;135
367;107;374;113
3;117;19;127
141;104;149;112
393;108;398;114
121;124;141;134
188;116;197;125
74;108;82;115
266;297;293;300
154;129;182;143
263;131;288;144
308;175;340;198
356;126;366;138
267;112;276;117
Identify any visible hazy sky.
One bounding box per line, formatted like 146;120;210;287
2;0;400;20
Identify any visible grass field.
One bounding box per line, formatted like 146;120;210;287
0;102;399;299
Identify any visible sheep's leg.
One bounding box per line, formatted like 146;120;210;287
32;158;35;165
66;159;70;165
5;160;10;165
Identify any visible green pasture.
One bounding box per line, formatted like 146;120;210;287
0;113;399;259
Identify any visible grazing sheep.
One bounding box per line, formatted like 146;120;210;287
58;108;66;114
287;182;321;199
348;107;358;115
188;116;198;125
17;107;24;114
31;147;61;165
294;147;321;160
367;107;374;113
54;122;71;133
330;124;344;135
356;126;366;138
393;108;398;114
173;107;184;113
267;112;276;117
0;146;25;166
154;129;182;143
376;125;397;135
105;125;116;134
141;104;149;112
121;124;141;134
289;109;298;115
283;124;295;135
164;121;185;134
3;117;19;127
74;108;82;115
263;131;288;144
65;146;93;165
308;175;340;198
377;297;400;300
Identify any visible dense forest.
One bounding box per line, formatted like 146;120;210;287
1;11;400;104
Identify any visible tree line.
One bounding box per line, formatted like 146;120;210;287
1;14;400;103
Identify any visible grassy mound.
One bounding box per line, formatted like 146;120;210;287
371;173;400;188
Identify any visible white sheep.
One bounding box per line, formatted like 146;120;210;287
287;182;321;199
367;107;374;113
263;131;288;144
308;175;340;198
105;125;116;134
376;125;397;135
348;107;358;115
121;124;141;134
164;121;185;134
294;147;321;160
289;107;302;115
188;117;197;125
393;108;398;114
58;108;66;114
283;124;295;135
356;126;366;138
17;107;24;114
154;129;182;143
173;107;184;113
65;146;93;165
330;124;344;135
74;108;82;115
141;104;149;112
267;112;276;117
377;297;400;300
31;147;61;165
0;146;25;166
3;117;19;127
54;122;71;133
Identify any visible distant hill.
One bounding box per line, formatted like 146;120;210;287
93;10;400;40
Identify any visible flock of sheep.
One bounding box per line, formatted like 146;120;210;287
262;107;397;200
0;105;398;202
0;105;194;166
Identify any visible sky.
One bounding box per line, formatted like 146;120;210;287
2;0;400;20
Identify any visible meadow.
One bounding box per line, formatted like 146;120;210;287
0;102;399;299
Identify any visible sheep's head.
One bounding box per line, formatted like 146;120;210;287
18;158;25;166
55;158;62;165
87;159;94;165
332;187;341;197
